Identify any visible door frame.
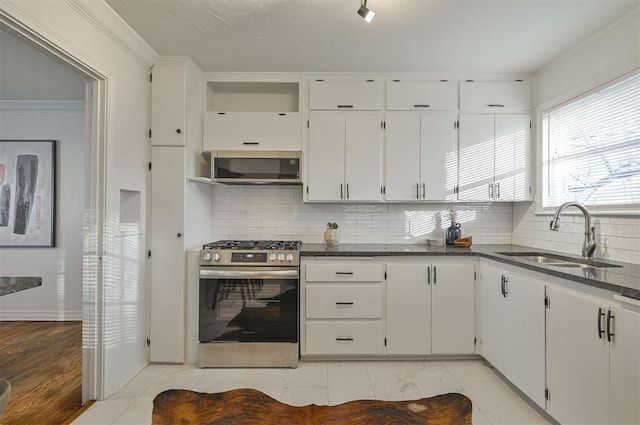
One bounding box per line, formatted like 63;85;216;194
0;12;108;402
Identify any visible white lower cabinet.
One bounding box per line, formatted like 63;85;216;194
546;286;640;425
302;259;475;358
479;264;546;407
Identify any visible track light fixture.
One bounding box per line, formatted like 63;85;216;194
357;0;375;23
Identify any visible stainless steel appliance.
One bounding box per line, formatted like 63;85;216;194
211;150;301;184
198;240;301;367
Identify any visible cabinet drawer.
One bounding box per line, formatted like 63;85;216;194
309;81;383;110
306;321;383;355
203;111;301;151
459;81;530;111
306;285;383;319
386;81;457;111
305;264;383;282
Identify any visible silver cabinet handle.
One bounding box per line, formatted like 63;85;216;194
346;183;350;200
416;183;420;199
340;183;344;200
422;183;426;199
427;266;431;284
336;302;354;306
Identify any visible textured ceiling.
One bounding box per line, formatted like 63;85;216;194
105;0;639;74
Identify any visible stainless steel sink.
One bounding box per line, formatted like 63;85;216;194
496;252;622;269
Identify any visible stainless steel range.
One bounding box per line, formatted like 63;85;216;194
198;240;301;368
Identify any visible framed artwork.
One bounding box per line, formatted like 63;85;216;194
0;140;56;247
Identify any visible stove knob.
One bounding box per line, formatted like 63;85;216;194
286;253;294;262
203;252;212;262
212;253;221;262
269;253;277;262
277;253;285;262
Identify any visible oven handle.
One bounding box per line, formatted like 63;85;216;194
200;269;299;279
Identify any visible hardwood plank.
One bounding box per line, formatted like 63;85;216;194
0;321;83;425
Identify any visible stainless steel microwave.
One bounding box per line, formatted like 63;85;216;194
211;150;302;184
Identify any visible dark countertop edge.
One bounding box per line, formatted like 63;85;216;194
0;276;43;297
300;244;640;301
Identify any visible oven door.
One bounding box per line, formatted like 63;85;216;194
199;267;299;343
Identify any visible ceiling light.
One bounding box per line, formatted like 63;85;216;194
357;0;375;23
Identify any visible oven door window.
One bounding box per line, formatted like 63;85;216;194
199;278;298;343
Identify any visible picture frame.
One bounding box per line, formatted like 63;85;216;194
0;140;56;247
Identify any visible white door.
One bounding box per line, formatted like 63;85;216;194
420;113;458;201
609;306;640;425
386;264;431;355
503;274;546;408
385;114;421;201
431;264;475;354
151;63;186;146
345;114;382;201
457;114;495;201
494;114;529;201
546;286;609;425
478;264;506;370
150;147;186;363
307;113;345;201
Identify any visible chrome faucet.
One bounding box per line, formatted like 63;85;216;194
549;202;596;258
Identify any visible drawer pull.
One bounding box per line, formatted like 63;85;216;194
335;302;354;306
414;104;430;108
335;337;354;342
243;142;260;145
488;104;505;108
337;105;354;108
335;272;354;275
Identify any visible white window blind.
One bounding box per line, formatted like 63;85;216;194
542;73;640;207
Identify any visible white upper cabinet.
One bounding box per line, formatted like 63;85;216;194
202;81;302;151
459;81;531;111
386;81;457;111
385;113;458;201
309;80;384;110
151;63;188;146
203;111;300;151
307;112;382;202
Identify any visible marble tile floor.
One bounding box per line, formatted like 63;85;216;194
73;359;552;425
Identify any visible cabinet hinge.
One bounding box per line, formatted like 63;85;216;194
306;186;309;195
146;337;151;347
147;249;151;258
384;271;387;280
148;129;152;138
474;271;477;281
384;337;387;347
545;295;550;309
473;336;477;346
545;388;550;401
307;120;309;129
148;162;152;171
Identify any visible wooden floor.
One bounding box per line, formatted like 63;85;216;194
0;321;83;425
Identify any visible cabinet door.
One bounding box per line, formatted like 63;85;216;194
386;81;457;111
202;111;301;151
151;63;186;146
385;114;421;201
546;286;609;425
309;81;383;110
494;114;530;201
345;114;382;201
459;81;530;111
609;306;640;425
457;114;495;201
307;113;345;201
503;274;546;408
431;264;475;354
150;147;185;363
420;114;458;201
386;264;431;355
478;264;507;369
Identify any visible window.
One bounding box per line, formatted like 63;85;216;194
542;73;640;207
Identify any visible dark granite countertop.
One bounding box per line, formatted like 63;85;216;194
0;277;42;297
301;243;640;301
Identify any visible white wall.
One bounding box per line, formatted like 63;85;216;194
513;8;640;264
0;0;157;399
209;185;513;245
0;101;84;320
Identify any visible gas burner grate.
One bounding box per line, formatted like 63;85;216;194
203;240;301;251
